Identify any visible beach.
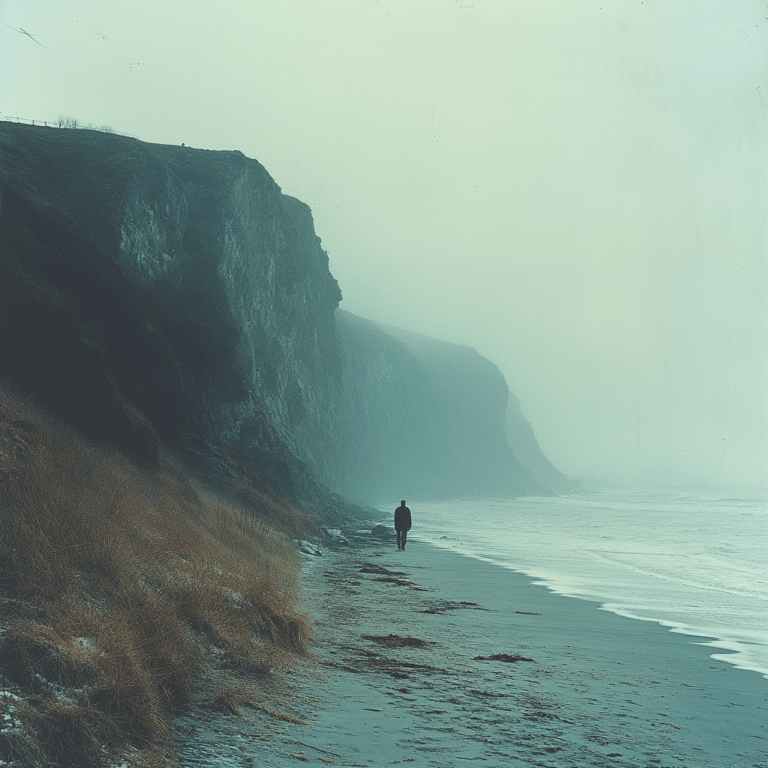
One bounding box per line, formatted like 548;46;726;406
173;534;768;767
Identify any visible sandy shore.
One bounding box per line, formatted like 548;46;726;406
173;534;768;767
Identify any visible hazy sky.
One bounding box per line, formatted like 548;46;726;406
2;0;766;489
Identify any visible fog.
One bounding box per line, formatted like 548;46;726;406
2;0;766;489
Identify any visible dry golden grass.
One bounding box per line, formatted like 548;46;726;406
0;384;314;766
204;682;253;718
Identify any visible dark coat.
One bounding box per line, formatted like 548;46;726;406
394;504;412;531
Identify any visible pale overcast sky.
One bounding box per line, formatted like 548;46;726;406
2;0;766;489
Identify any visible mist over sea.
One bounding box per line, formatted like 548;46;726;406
408;489;768;681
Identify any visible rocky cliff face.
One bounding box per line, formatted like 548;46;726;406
118;149;346;485
335;313;550;500
1;124;344;483
0;122;568;509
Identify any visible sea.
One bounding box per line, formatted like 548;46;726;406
407;488;768;681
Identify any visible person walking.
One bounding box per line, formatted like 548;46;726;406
394;500;412;550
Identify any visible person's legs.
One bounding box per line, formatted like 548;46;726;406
401;530;407;549
396;529;406;549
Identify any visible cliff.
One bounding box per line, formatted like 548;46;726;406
0;121;568;508
336;313;549;500
0;122;350;517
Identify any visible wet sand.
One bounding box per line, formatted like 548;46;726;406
174;536;768;767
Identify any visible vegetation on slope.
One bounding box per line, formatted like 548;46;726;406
0;386;314;767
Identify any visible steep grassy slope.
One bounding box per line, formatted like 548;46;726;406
0;386;312;767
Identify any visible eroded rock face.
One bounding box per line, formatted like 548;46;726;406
115;146;345;485
0;123;345;494
0;121;567;507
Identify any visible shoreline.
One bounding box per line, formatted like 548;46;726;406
413;535;768;683
411;490;768;684
173;535;768;767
